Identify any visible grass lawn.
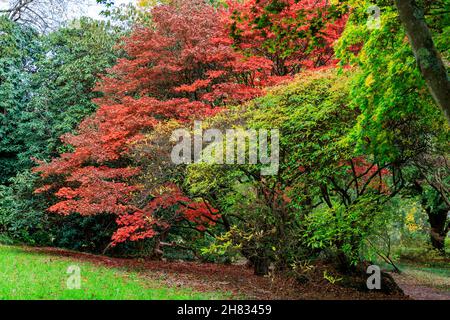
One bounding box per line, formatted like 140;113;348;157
395;263;450;293
0;245;229;300
379;242;450;294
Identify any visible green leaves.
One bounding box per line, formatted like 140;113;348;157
0;17;40;184
0;17;122;249
336;1;449;164
0;17;120;184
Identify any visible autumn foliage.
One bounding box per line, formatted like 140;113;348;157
34;0;346;248
228;0;347;76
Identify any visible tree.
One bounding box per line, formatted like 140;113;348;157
0;16;39;184
246;69;397;271
34;0;273;255
0;17;122;250
20;18;121;167
228;0;348;76
0;17;120;184
411;173;449;253
0;0;90;33
187;69;397;273
395;0;450;122
336;0;449;253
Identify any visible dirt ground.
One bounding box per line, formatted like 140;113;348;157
19;246;414;300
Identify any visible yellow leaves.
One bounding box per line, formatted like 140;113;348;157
405;207;419;233
137;0;171;8
137;0;150;7
365;73;375;87
323;270;342;284
330;0;366;10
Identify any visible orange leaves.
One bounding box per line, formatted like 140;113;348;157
206;70;226;80
228;0;348;75
111;184;220;245
34;184;52;194
350;157;391;194
112;210;159;245
174;79;212;93
55;187;78;199
33;0;283;246
180;202;220;228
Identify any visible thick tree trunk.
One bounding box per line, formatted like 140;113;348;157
252;256;270;276
395;0;450;122
427;208;449;253
413;181;449;254
241;245;271;276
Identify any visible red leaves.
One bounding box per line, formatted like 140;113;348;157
55;187;78;200
350;157;391;194
35;0;251;246
34;0;346;247
111;184;220;245
174;79;212;94
46;167;140;216
227;0;347;75
181;202;220;228
112;210;159;244
95;0;272;106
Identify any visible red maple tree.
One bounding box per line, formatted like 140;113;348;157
34;0;272;248
228;0;348;76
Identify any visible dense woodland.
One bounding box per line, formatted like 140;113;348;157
0;0;448;292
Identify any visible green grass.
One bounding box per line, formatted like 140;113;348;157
378;242;450;293
0;245;229;300
399;264;450;292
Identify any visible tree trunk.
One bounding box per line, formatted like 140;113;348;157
253;256;270;276
152;230;169;259
395;0;450;122
427;208;449;254
240;244;271;276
